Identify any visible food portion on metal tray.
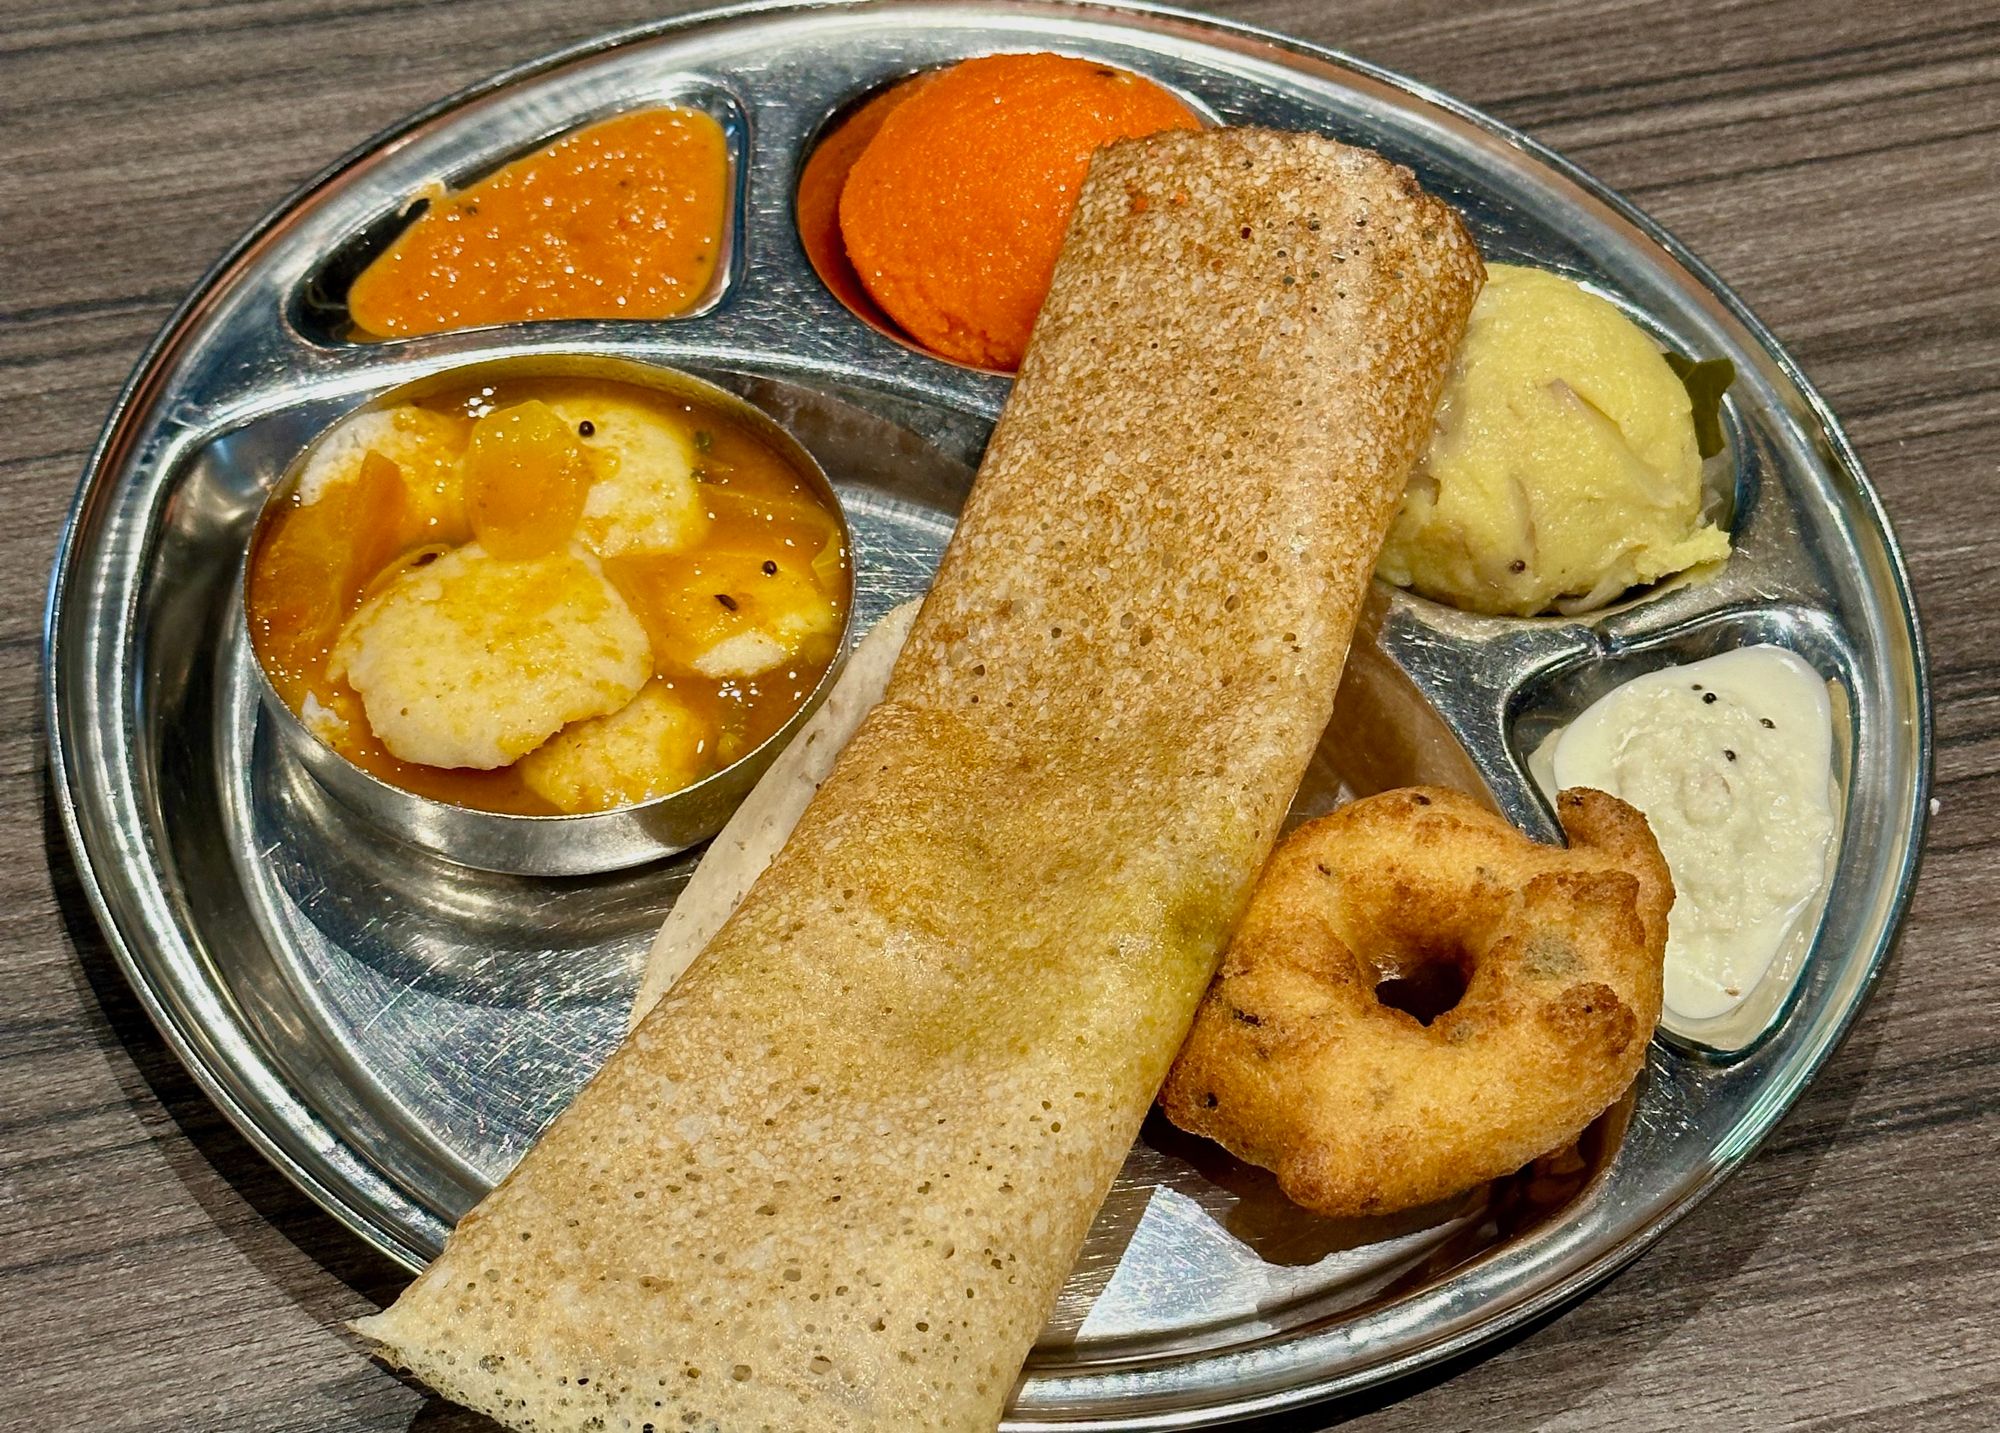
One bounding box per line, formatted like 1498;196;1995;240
1377;261;1733;617
36;0;1930;1420
248;370;848;813
802;52;1201;370
314;41;1840;1049
345;105;732;337
1530;646;1839;1026
29;12;1899;1426
353;121;1501;1432
186;40;1853;1433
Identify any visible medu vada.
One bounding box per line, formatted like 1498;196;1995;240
1159;786;1672;1218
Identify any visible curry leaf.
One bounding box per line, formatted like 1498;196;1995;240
1662;350;1735;460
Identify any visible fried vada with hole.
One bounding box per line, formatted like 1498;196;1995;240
1160;786;1671;1218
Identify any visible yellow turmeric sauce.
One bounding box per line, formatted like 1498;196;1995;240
247;376;847;815
347;107;730;339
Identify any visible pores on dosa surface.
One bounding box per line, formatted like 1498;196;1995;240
353;127;1484;1432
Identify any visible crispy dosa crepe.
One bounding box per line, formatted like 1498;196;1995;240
629;600;922;1029
353;128;1482;1432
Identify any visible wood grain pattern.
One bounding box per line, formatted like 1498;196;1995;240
2;1;1994;1429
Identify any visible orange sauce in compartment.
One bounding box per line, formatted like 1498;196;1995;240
805;53;1200;371
797;72;937;342
347;107;731;339
247;376;850;817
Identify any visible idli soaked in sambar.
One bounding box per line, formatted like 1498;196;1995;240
247;375;848;815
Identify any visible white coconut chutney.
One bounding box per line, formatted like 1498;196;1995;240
1546;645;1837;1021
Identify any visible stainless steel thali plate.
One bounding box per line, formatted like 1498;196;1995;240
45;2;1929;1426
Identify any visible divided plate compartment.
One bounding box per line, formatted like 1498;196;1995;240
45;3;1928;1428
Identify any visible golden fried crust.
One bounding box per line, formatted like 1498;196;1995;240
1159;786;1672;1218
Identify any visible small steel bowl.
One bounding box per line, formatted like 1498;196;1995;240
241;354;855;876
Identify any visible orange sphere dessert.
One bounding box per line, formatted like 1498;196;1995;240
837;52;1200;370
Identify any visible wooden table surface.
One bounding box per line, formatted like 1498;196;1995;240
4;0;1995;1428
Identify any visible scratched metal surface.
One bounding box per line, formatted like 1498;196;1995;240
43;2;1928;1427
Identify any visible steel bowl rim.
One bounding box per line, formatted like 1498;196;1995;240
233;351;857;876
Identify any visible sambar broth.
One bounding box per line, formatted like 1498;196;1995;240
246;375;849;816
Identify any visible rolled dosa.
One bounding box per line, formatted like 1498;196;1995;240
629;599;922;1030
353;128;1482;1431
